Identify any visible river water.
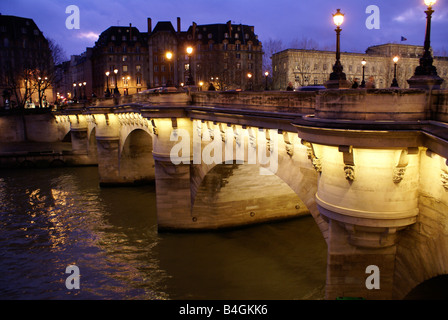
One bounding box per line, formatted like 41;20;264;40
0;166;327;300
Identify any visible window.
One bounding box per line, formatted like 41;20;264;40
122;36;126;41
208;33;212;39
154;65;159;72
136;65;141;72
136;76;141;85
123;65;128;72
236;62;241;69
224;33;229;38
236;53;241;59
236;44;240;51
109;46;114;53
122;46;127;53
111;35;116;41
248;53;253;60
122;55;128;62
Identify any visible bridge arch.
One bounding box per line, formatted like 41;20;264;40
403;275;448;300
190;149;328;241
119;128;155;184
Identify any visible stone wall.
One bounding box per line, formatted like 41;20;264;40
191;91;316;114
394;150;448;299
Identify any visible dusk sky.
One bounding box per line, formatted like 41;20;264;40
1;0;447;59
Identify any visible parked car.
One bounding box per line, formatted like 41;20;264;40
139;87;179;93
297;85;326;91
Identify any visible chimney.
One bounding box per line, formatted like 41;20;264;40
177;17;181;33
129;23;132;40
147;17;152;33
192;22;197;40
227;20;232;38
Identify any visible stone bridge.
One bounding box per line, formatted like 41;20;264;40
3;89;448;300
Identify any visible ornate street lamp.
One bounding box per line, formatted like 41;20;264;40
186;46;195;85
166;51;173;86
247;72;253;91
113;68;120;95
408;0;444;89
105;71;111;97
73;83;77;101
360;59;366;88
325;9;351;89
264;71;269;90
83;82;87;100
391;56;399;88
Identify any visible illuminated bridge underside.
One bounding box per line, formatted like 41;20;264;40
49;89;448;300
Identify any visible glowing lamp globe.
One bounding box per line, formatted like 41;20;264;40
333;9;344;27
424;0;437;7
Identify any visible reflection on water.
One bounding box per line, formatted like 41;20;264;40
0;167;327;300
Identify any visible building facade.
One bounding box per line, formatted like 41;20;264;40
91;24;149;97
272;43;448;90
0;14;55;108
69;17;264;97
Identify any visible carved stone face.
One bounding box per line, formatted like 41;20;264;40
441;171;448;190
393;167;406;183
344;165;355;181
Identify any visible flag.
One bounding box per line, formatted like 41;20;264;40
401;36;407;41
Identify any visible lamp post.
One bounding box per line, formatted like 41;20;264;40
247;72;253;91
325;9;351;89
186;46;195;85
113;68;120;96
73;83;77;102
166;51;173;86
105;71;111;97
391;56;399;88
83;82;87;100
361;59;366;88
264;71;269;90
408;0;444;89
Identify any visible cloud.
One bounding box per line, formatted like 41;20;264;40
393;7;425;23
76;31;99;41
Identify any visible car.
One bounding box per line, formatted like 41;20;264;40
297;85;326;91
139;87;179;94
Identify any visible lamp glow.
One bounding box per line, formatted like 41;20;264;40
424;0;436;7
333;9;344;27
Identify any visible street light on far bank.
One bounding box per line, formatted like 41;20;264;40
105;71;111;97
166;51;173;86
391;56;399;88
361;59;366;88
264;71;269;90
186;46;195;85
114;68;120;95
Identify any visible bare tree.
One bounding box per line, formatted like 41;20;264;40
262;38;284;74
289;37;319;50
